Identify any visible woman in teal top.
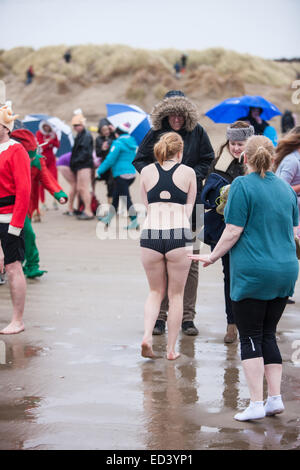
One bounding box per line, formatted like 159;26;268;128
97;125;138;229
189;136;299;422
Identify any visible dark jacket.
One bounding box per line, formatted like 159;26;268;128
70;129;93;172
202;149;244;246
95;134;115;160
132;95;214;204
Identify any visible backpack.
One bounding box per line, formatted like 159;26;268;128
201;172;231;246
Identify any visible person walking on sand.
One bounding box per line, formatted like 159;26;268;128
70;110;94;220
36;120;60;211
97;124;138;230
140;132;196;360
0;104;31;335
274;126;300;213
133;90;214;337
189;135;299;421
201;121;254;343
95;118;115;206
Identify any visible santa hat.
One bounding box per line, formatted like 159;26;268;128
71;108;86;126
11;128;37;152
0;104;19;132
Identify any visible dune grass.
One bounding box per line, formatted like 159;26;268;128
1;44;299;88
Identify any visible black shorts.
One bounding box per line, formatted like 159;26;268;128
0;223;25;265
140;228;193;254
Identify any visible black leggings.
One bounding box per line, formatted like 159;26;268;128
232;297;288;364
112;177;135;215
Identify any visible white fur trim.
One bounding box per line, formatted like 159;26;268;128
0;139;19;153
8;225;21;236
0;214;12;223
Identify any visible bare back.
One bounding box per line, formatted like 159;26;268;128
140;162;197;230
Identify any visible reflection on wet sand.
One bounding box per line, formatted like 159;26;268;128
0;338;44;450
141;336;199;450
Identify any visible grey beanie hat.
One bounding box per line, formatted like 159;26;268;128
226;125;255;141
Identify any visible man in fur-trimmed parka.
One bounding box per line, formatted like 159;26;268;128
133;90;214;336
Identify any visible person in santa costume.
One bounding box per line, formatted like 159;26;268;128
36;120;60;211
0;104;31;334
10;128;68;279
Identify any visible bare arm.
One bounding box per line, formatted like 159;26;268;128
140;172;148;210
188;223;244;266
292;184;300;194
185;170;197;219
0;241;4;274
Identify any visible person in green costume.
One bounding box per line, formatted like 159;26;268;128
11;129;68;278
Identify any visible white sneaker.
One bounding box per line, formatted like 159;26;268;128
264;395;284;416
234;401;265;421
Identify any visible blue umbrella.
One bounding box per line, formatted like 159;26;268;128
22;114;74;157
205;96;282;123
106;103;151;145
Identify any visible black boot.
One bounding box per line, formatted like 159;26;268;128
152;320;166;335
182;321;199;336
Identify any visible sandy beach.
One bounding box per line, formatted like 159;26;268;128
0;181;299;450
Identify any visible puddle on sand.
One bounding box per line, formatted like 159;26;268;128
0;340;50;369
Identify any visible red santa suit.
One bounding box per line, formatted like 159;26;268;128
0;139;31;235
36;121;60;204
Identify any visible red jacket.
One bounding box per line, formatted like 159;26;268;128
29;156;67;218
0;139;31;235
36;130;60;163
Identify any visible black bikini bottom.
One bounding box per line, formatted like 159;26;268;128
140;228;193;254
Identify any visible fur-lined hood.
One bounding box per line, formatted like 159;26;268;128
151;96;199;132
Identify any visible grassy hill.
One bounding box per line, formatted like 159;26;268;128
1;44;299;147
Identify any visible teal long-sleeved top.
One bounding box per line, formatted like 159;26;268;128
96;134;137;178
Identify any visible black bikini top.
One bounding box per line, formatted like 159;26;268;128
147;162;188;205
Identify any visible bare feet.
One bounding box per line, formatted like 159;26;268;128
141;341;155;359
167;351;180;361
0;321;25;335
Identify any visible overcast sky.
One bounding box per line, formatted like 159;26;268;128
1;0;299;59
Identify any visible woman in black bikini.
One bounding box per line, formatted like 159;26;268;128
140;132;197;360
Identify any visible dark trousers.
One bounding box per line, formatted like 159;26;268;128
232;297;288;363
211;245;234;325
112;177;136;216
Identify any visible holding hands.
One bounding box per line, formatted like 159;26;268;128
187;253;214;267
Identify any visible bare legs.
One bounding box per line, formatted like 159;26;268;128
241;357;265;402
165;247;192;359
76;168;93;217
141;249;166;358
0;261;26;335
141;246;192;360
59;166;77;213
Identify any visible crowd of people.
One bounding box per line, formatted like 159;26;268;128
0;87;299;422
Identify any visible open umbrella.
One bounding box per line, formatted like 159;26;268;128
205;96;281;123
106;103;151;145
22;114;74;156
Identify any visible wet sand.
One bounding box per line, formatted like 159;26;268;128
0;189;300;450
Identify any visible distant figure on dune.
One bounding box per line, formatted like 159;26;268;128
25;65;34;85
180;53;188;73
174;61;181;79
63;50;72;63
